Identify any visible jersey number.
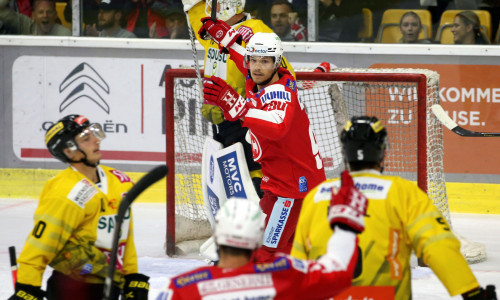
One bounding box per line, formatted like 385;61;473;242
32;221;46;238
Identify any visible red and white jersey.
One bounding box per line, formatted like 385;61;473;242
242;68;326;198
159;229;358;300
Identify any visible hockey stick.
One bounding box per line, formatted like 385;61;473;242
9;246;17;289
431;104;500;137
211;0;217;20
103;165;168;300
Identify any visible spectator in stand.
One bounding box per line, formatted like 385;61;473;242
63;0;100;34
399;11;431;43
123;0;169;38
452;10;491;44
269;0;306;41
318;0;363;42
0;0;71;35
7;0;31;17
150;0;188;39
86;0;136;38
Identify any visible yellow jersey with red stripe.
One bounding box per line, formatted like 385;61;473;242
291;170;479;299
17;165;138;286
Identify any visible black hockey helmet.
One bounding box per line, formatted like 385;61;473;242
45;114;91;163
340;116;387;164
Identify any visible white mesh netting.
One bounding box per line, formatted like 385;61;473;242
166;67;485;263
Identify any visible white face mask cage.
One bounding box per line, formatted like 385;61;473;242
205;0;246;22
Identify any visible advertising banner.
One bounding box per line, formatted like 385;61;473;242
12;56;200;164
372;63;500;174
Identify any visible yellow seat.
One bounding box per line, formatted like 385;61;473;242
358;8;373;42
56;2;71;30
495;22;500;44
435;10;491;44
375;9;432;43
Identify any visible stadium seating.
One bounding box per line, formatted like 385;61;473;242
375;9;432;43
358;8;373;42
435;10;491;44
56;2;71;30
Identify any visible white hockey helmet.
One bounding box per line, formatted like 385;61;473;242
206;0;246;22
214;198;265;250
244;32;283;70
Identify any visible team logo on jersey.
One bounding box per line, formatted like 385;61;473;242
249;131;262;161
110;169;131;183
254;257;290;273
286;79;296;92
174;270;212;288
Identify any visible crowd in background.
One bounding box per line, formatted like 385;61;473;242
0;0;499;44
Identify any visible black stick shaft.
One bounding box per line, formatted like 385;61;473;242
103;165;167;300
211;0;217;20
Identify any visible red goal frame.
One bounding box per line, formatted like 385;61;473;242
164;69;429;256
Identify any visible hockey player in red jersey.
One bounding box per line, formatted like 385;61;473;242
200;23;326;261
157;181;367;299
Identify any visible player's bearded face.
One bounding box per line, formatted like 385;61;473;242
249;56;276;85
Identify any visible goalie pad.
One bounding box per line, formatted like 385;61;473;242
214;142;260;204
201;140;261;260
202;137;225;229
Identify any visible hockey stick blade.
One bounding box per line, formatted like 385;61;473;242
103;165;168;300
211;0;217;20
9;246;17;289
431;104;500;137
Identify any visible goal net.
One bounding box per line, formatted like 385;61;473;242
164;67;485;263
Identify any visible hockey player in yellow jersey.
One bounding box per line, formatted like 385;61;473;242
183;0;295;197
9;115;149;300
291;116;497;300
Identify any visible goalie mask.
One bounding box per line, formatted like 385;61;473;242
214;198;265;250
45;114;105;165
244;32;283;71
341;116;387;164
206;0;245;22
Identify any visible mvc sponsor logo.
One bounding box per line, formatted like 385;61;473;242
59;62;111;113
217;152;246;198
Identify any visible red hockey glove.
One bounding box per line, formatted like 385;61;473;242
203;76;249;121
462;285;497;300
328;170;368;233
199;17;242;49
315;61;331;73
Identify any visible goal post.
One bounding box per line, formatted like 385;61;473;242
164;67;485;263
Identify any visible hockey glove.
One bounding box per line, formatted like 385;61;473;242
463;285;497;300
123;273;149;300
328;170;368;233
199;17;242;49
203;76;249;121
8;283;45;300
